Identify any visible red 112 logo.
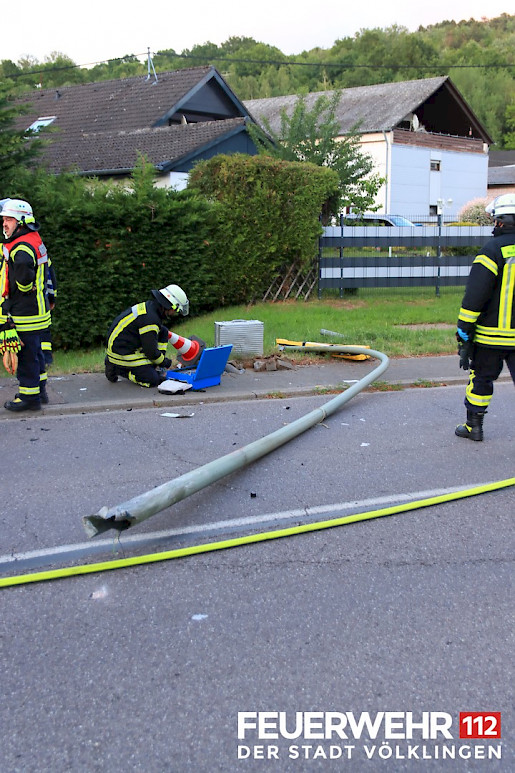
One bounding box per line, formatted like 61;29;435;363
459;712;501;739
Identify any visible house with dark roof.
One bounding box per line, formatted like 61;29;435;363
245;76;492;219
15;66;259;189
16;68;492;215
488;150;515;197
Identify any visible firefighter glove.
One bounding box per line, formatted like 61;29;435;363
0;319;22;354
162;357;172;370
457;340;473;370
456;322;475;343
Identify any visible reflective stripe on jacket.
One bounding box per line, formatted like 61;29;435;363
1;229;50;332
458;227;515;348
106;299;168;368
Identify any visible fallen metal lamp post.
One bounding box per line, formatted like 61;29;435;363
83;345;389;538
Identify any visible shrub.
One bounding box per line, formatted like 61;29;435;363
188;153;339;303
457;198;493;225
12;160;220;348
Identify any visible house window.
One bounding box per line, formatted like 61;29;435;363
27;116;56;132
430;160;441;172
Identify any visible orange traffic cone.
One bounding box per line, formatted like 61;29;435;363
168;332;206;367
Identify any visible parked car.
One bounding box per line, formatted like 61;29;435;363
340;213;416;226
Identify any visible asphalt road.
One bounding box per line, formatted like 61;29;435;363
0;383;513;772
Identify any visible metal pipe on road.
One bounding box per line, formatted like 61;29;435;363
82;345;389;538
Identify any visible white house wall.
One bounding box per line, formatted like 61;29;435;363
358;133;389;211
390;144;488;219
358;134;488;219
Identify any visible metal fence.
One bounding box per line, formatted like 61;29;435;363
318;223;492;296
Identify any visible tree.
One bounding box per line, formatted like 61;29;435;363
504;103;515;149
247;91;384;218
0;85;46;187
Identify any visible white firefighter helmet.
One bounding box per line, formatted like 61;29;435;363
0;198;35;223
152;284;189;316
485;194;515;220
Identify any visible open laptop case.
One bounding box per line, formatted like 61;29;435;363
163;344;233;390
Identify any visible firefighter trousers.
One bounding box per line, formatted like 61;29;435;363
465;345;515;414
17;331;47;405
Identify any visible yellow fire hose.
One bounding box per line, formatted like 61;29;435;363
1;477;513;589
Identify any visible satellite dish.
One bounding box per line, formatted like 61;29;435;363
411;114;420;131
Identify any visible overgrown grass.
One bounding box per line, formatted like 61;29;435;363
2;288;461;378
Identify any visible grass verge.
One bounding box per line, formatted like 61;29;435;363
1;289;461;378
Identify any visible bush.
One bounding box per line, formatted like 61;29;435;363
457;198;493;225
188;154;339;304
11;161;221;348
9;155;338;347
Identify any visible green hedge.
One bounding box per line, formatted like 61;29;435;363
188;154;339;304
9;155;338;348
12;161;220;348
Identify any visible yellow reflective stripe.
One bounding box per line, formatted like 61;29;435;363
11;312;51;331
0;260;6;297
465;373;491;408
128;372;152;387
476;324;515;335
458;307;479;324
499;259;515;331
35;263;47;314
19;386;40;396
11;312;51;325
10;243;36;262
16;281;34;292
107;311;135;350
475;334;515;347
140;324;159;335
106;351;152;368
473;254;498;275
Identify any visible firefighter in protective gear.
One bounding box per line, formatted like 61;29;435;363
104;284;189;388
1;199;50;411
41;254;57;365
455;194;515;440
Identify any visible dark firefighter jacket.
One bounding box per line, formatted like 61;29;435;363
1;224;51;333
106;298;170;369
458;225;515;349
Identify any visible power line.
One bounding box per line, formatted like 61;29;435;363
3;49;514;80
161;51;514;70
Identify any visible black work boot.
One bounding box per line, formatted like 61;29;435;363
40;386;49;404
455;410;485;442
104;356;118;383
4;396;41;412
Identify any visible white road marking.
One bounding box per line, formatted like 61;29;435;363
0;482;493;567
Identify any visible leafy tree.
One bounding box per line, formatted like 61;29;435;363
247;91;384;218
0;84;46;186
504;104;515;148
451;67;515;147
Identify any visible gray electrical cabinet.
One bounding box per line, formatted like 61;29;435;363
214;319;264;355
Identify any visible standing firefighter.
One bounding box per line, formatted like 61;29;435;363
455;193;515;441
0;199;50;411
105;284;203;388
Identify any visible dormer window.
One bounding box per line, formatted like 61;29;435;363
27;116;56;132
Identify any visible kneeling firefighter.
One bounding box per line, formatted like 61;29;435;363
104;284;205;388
